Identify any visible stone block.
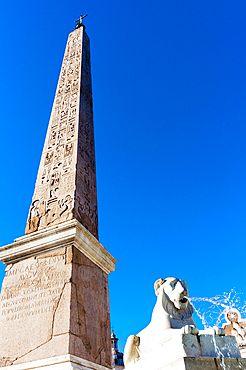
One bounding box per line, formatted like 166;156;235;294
198;333;241;358
0;222;116;369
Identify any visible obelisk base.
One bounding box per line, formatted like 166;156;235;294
0;355;111;370
0;220;116;368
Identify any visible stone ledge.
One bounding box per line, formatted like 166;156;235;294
184;356;246;370
125;333;243;370
0;220;116;274
126;356;246;370
0;355;111;370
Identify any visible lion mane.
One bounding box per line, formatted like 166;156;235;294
155;277;193;321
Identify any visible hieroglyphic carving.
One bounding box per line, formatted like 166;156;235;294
73;31;98;238
64;142;73;157
44;151;53;166
26;27;98;239
26;192;73;233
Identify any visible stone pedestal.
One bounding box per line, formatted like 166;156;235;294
127;357;246;370
0;355;111;370
0;220;116;369
125;332;246;370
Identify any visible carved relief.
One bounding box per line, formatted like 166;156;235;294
41;167;51;184
75;195;98;238
60;109;68;119
54;144;64;162
44;193;73;227
49;187;58;200
67;68;73;76
57;129;66;143
70;99;77;109
70;108;77;117
50;130;56;141
59;195;73;217
25;199;46;233
51;118;59;129
26;192;73;234
55;96;62;105
44;152;53;166
63;158;73;174
50;172;60;187
67;119;75;140
64;143;73;157
72;78;79;91
54;105;61;116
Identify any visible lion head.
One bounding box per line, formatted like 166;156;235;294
154;277;193;321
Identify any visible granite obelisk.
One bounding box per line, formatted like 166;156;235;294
25;18;98;239
0;19;116;370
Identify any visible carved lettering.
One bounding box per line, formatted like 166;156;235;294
0;252;69;322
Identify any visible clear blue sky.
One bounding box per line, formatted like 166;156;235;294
1;0;246;352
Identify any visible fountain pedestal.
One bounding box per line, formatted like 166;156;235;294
125;332;246;370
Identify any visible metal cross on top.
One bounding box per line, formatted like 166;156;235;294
75;14;88;29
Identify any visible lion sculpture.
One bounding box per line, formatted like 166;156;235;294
124;277;198;365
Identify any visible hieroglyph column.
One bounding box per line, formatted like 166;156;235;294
25;26;98;239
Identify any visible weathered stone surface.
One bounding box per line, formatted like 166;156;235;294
69;246;111;365
0;248;69;363
0;244;112;368
25;26;98;239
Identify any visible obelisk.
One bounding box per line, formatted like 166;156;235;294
25;16;98;240
0;18;116;370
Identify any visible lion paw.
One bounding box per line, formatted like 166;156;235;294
124;335;140;365
183;325;199;335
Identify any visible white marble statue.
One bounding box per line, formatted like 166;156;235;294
124;277;198;365
124;277;243;370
